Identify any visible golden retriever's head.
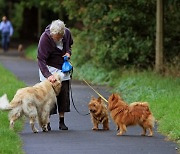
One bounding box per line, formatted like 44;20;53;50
88;97;103;116
51;73;62;95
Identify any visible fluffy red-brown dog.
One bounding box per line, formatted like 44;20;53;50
108;93;155;136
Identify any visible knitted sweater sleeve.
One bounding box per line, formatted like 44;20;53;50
37;33;53;78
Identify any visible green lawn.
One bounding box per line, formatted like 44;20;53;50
0;64;25;154
25;44;38;60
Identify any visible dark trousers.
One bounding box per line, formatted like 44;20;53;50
50;80;70;115
1;32;10;52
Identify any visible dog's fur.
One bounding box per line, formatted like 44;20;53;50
108;93;155;136
0;73;61;133
88;97;109;130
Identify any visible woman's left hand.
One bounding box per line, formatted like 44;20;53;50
63;53;71;58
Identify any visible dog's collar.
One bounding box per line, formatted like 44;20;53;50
92;114;106;123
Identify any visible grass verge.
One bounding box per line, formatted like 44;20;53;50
0;64;25;154
25;44;38;60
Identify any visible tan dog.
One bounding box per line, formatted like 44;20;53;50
88;97;109;130
17;44;24;57
0;73;61;133
108;93;155;136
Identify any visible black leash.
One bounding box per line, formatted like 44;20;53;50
69;70;90;116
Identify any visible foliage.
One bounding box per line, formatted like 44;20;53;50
63;0;179;70
63;0;156;69
0;0;5;16
70;29;94;66
11;3;24;38
1;0;179;69
25;44;38;60
164;3;180;62
20;0;61;11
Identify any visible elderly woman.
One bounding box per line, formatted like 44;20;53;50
37;19;73;130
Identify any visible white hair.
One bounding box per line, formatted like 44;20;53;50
50;19;65;35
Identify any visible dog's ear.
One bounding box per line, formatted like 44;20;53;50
112;93;115;100
91;96;96;100
109;93;116;102
97;97;102;103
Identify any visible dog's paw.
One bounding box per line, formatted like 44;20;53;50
33;129;39;133
42;126;48;132
141;133;146;136
42;124;49;132
92;127;98;130
148;134;153;137
117;132;123;136
103;127;109;130
116;126;119;131
42;129;48;132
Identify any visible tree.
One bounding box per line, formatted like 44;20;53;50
155;0;164;73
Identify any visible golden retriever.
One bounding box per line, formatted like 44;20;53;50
0;73;61;133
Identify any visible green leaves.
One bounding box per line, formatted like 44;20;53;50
66;0;158;69
6;0;179;70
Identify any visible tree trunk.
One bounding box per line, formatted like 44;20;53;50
155;0;164;72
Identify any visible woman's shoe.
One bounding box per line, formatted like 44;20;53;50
59;117;68;130
59;123;68;130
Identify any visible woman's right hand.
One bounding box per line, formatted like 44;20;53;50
48;75;56;83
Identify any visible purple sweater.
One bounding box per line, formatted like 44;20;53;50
37;25;73;78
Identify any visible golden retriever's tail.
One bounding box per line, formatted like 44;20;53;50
0;94;12;110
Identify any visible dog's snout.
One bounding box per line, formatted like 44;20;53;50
90;109;95;113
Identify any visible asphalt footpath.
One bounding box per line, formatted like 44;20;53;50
0;50;179;154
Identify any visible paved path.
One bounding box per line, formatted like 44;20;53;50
0;50;178;154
